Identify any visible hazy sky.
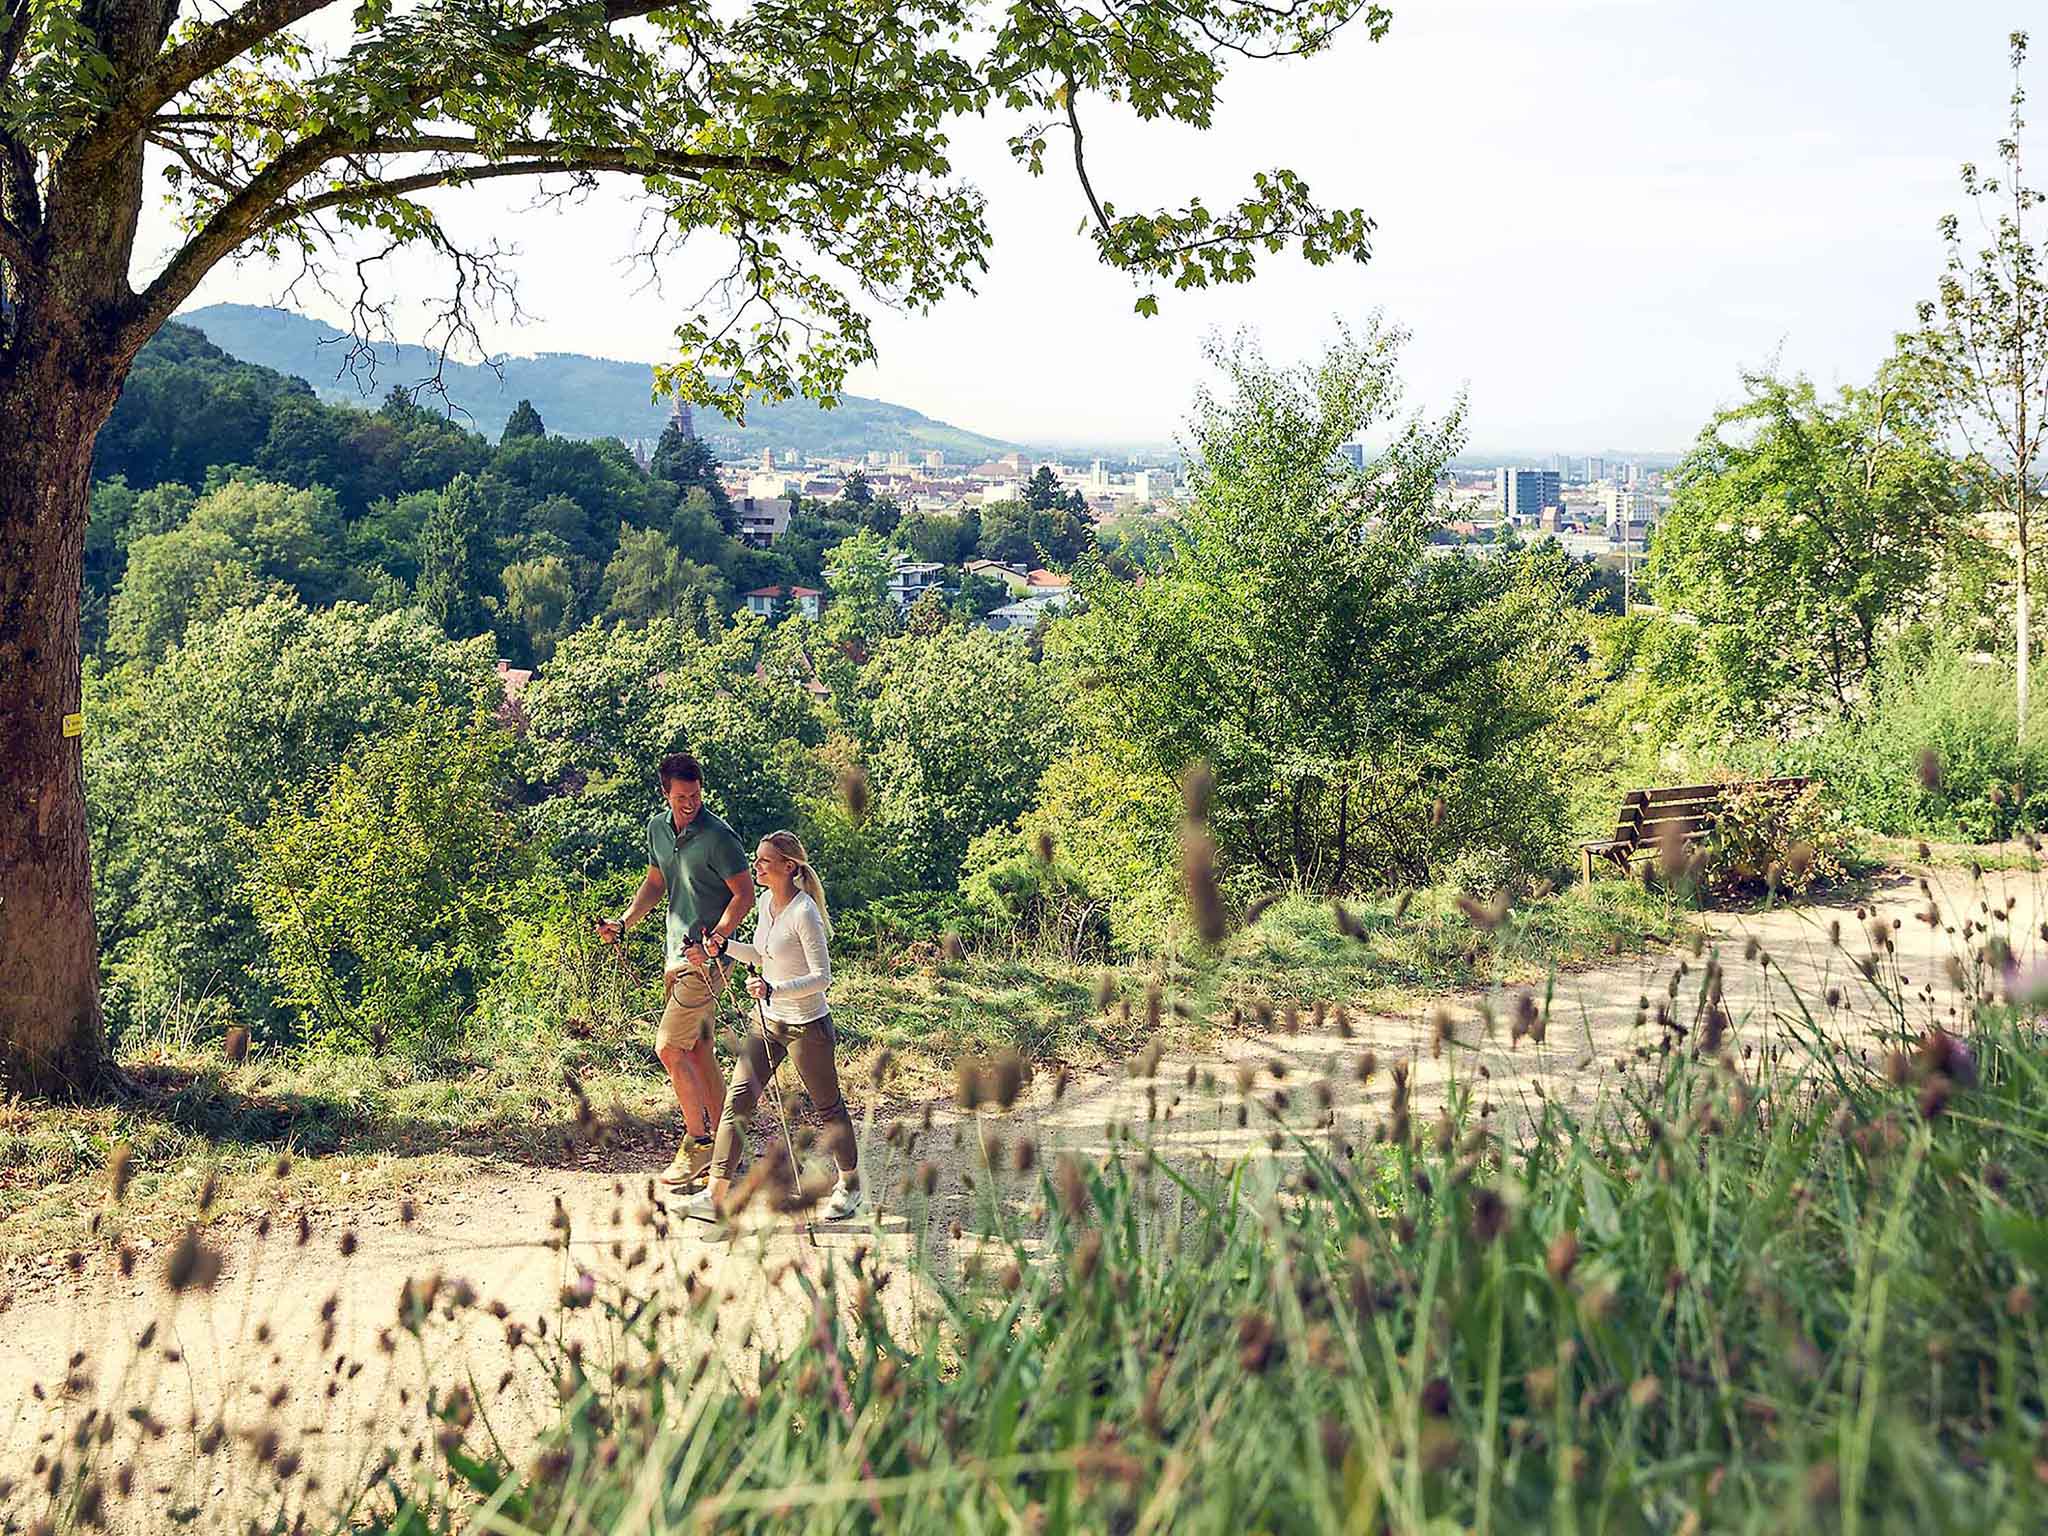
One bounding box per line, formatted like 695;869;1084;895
171;0;2034;450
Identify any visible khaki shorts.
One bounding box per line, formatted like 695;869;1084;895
656;961;730;1054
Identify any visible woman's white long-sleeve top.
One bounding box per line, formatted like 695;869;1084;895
724;890;832;1029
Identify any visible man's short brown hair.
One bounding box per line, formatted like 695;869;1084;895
658;751;703;788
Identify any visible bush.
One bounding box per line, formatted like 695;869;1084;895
245;703;527;1058
1776;647;2048;842
957;832;1113;960
1701;781;1851;894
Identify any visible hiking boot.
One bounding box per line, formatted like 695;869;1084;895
818;1175;863;1222
660;1137;714;1187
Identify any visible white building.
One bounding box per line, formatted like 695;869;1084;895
887;559;947;609
735;496;792;546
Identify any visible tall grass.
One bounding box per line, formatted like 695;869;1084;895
13;897;2048;1533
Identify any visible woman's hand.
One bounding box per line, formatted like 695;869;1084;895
746;975;771;1001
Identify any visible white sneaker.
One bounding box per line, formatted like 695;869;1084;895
818;1176;862;1222
677;1187;718;1222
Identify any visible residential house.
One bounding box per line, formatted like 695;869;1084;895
744;585;825;621
887;559;947;609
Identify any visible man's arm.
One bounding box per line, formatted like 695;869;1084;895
598;865;666;944
709;871;756;948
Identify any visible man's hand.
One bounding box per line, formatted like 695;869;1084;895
683;940;709;968
596;918;625;947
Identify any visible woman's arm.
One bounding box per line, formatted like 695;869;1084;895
769;899;832;1003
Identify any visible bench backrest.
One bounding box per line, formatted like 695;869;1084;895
1610;776;1811;851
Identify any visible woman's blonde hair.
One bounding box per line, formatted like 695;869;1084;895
763;830;831;938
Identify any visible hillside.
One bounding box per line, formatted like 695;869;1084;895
178;303;1016;460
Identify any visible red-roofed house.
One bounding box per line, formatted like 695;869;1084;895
745;585;825;621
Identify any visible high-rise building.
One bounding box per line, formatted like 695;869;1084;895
1584;455;1605;485
925;450;946;469
1495;467;1561;524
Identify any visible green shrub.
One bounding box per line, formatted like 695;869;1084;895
246;703;527;1058
1775;647;2048;841
1702;781;1851;894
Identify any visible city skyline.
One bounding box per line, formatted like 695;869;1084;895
165;0;2031;448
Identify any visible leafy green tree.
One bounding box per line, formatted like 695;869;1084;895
857;626;1069;887
1056;322;1572;890
822;528;899;650
350;490;439;589
953;570;1013;621
601;525;728;624
650;428;732;526
902;509;979;566
842;471;874;507
859;495;903;538
246;702;524;1057
1024;465;1063;511
1908;31;2048;745
85;597;499;1041
502;399;547;443
978;499;1092;569
1647;366;1969;735
417;473;497;639
105;477;346;659
776;509;862;588
1;0;1388;1088
107;524;258;661
501;554;578;663
520;617;829;874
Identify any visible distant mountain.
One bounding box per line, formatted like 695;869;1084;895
178;304;1016;460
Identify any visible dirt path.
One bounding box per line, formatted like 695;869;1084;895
4;864;2038;1526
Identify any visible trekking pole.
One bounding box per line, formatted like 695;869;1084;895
754;986;819;1250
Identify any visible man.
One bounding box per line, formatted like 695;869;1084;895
597;751;754;1187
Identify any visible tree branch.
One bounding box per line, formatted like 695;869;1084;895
256;153;707;228
67;0;346;178
71;0;680;179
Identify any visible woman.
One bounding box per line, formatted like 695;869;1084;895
679;830;860;1223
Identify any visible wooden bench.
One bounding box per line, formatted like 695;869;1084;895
1579;776;1812;881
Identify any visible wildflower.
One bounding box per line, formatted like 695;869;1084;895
1235;1310;1278;1373
164;1228;222;1294
1471;1186;1509;1244
838;766;870;823
1073;1231;1102;1283
1181;826;1227;944
990;1049;1025;1109
107;1146;134;1204
1546;1230;1580;1284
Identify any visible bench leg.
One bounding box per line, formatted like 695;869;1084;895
1580;846;1596;883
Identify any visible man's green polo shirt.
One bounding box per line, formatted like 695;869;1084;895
646;807;750;970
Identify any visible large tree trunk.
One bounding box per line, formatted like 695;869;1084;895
0;335;123;1095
